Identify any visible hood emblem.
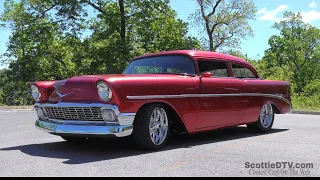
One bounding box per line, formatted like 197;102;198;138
56;91;74;98
56;85;74;98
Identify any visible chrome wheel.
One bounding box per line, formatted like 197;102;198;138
260;103;273;128
149;107;168;145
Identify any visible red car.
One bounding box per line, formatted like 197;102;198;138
31;50;292;150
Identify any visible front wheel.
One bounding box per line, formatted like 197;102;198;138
133;104;169;150
247;103;275;133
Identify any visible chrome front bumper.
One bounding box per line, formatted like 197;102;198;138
35;120;133;137
34;103;136;138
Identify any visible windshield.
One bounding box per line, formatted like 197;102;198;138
123;55;196;76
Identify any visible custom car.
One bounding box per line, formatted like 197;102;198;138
31;50;292;150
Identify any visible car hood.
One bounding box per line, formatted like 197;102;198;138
67;74;192;81
48;74;193;103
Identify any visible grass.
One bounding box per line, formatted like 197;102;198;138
291;95;320;112
292;107;320;112
0;105;33;110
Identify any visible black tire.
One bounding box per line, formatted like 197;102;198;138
133;103;169;150
247;103;275;133
61;136;87;143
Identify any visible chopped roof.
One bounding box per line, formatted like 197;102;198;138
133;50;251;66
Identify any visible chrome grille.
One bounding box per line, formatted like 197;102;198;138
42;107;104;121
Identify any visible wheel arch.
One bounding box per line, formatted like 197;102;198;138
271;103;281;114
263;100;282;114
135;101;189;134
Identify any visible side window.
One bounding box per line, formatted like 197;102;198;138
232;64;257;78
198;60;229;77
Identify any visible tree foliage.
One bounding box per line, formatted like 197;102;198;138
260;12;320;95
226;12;320;111
190;0;256;51
249;12;320;110
0;0;201;105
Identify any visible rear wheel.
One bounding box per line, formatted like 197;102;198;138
247;103;274;133
133;104;169;150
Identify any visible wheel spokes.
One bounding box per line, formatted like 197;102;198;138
149;107;168;145
260;103;273;128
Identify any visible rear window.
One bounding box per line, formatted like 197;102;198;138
232;64;257;78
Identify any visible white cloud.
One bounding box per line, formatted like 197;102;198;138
257;8;267;14
257;5;289;22
301;10;320;23
309;1;318;8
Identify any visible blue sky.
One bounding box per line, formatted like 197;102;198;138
1;0;320;69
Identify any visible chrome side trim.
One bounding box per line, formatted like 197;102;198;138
127;93;291;106
127;94;195;99
261;94;291;106
194;93;291;106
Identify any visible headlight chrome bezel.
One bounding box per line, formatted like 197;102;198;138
31;85;41;102
35;107;45;119
97;81;112;102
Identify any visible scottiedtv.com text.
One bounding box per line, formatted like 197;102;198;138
245;162;314;176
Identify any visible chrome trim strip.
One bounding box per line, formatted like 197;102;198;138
261;94;291;106
194;93;291;105
35;120;133;137
127;93;291;106
127;94;195;99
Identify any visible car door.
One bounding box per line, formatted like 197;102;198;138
195;59;245;129
231;63;262;124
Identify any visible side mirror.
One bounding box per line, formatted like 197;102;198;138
201;72;212;78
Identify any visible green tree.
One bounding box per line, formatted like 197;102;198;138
83;0;201;74
189;0;256;51
262;12;320;94
0;0;201;105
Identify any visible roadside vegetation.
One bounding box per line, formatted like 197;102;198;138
0;0;319;111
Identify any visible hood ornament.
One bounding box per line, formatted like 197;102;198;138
56;91;74;98
55;84;74;98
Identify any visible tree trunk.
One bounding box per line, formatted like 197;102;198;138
119;0;126;43
209;35;214;51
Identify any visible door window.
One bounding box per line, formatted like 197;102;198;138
198;60;230;77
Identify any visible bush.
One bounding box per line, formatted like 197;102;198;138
292;95;320;111
303;80;320;97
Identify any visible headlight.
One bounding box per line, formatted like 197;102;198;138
31;85;41;101
97;81;112;101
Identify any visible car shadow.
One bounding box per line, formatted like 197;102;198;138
0;127;288;165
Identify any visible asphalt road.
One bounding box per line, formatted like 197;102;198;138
0;110;319;177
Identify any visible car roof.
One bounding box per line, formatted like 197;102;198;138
133;50;252;66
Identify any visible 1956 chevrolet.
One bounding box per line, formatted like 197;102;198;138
31;50;292;150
